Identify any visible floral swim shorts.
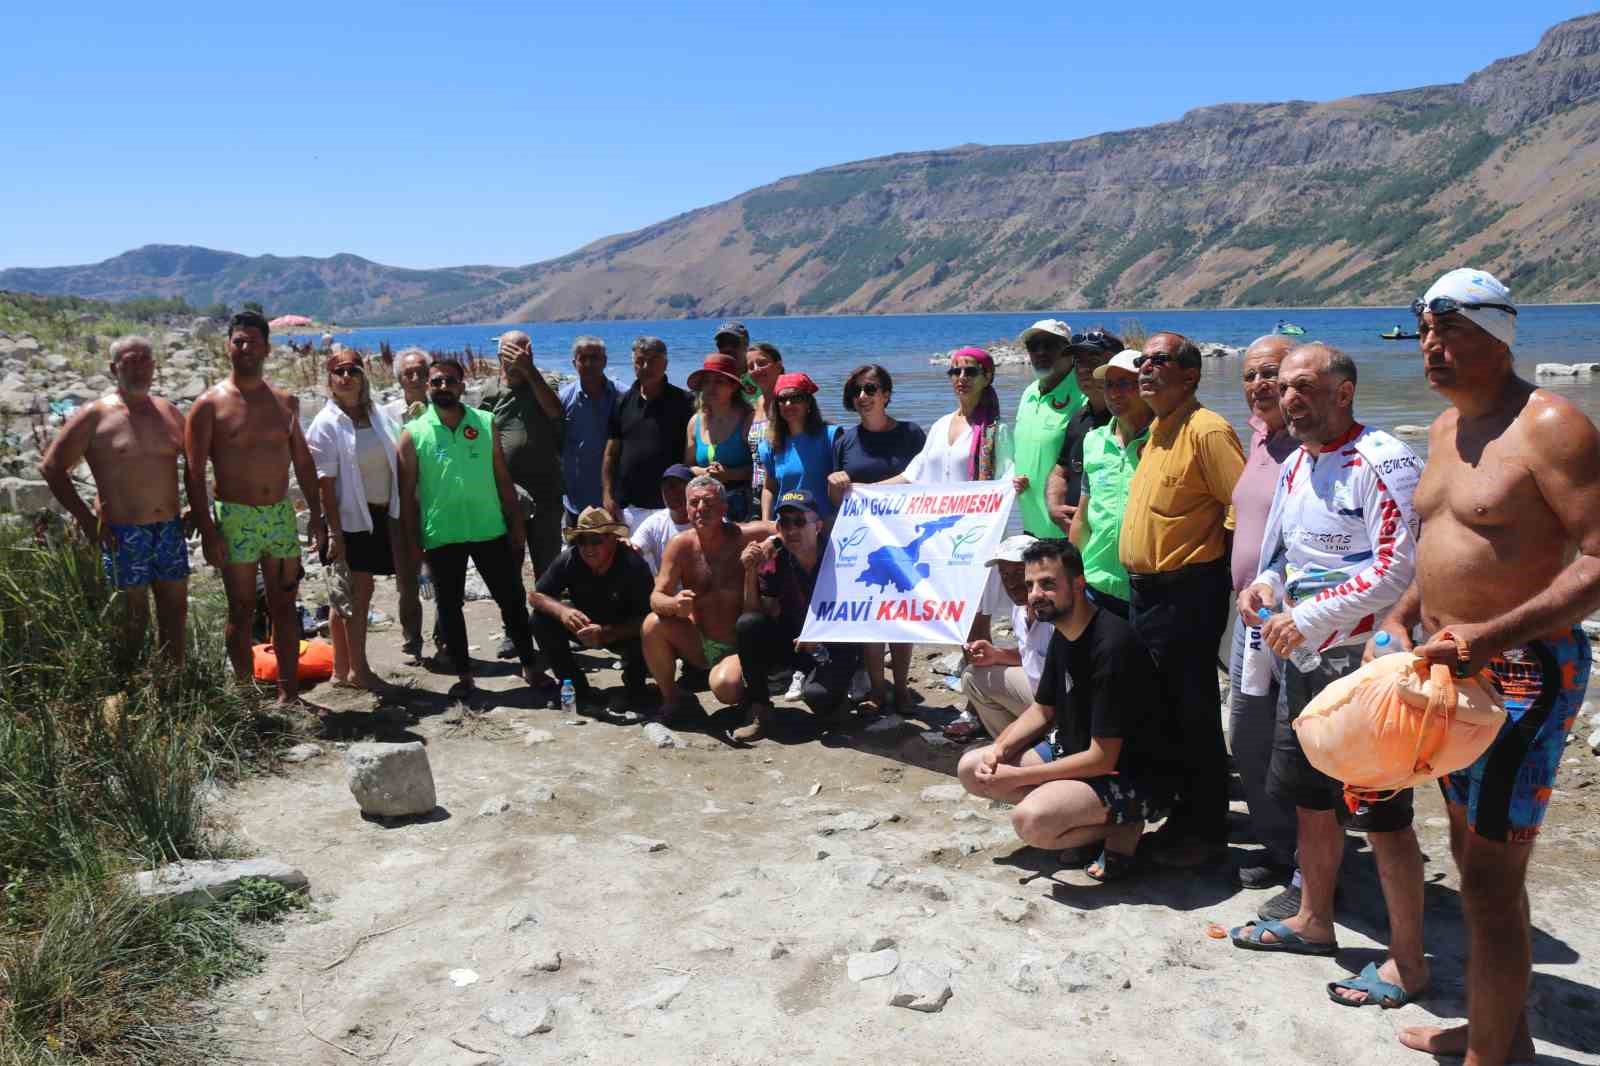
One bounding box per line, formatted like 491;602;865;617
1440;627;1591;843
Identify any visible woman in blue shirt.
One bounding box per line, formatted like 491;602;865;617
758;372;839;521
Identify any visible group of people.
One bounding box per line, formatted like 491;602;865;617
37;265;1600;1066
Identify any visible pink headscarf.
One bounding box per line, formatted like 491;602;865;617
949;347;999;480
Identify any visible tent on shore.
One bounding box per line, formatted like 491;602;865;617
269;314;314;328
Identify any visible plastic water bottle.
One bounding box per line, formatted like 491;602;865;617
560;679;576;715
418;564;434;601
1258;608;1321;673
1372;631;1397;656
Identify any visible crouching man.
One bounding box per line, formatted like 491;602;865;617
957;539;1174;881
527;506;654;716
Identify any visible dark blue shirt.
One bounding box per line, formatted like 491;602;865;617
560;377;619;514
832;421;926;486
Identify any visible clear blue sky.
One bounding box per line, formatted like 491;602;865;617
3;2;1593;270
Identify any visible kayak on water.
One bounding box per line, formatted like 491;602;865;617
1380;328;1420;340
1275;320;1306;336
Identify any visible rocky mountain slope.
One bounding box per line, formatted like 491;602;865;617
6;13;1600;322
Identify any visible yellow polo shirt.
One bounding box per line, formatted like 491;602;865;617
1119;397;1245;574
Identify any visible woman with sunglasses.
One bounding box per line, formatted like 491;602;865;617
684;354;755;521
882;346;1014;737
744;341;784;505
306;350;403;691
828;364;927;714
758;372;840;522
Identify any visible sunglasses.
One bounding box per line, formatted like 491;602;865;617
428;376;463;387
1411;296;1517;318
946;365;985;379
400;366;429;379
1068;330;1116;352
1242;365;1279;383
330;365;364;379
776;394;810;405
854;383;884;397
777;513;811;529
1131;353;1171;369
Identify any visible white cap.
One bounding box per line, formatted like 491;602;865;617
985;534;1037;566
1422;268;1516;347
1093;348;1143;379
1018;319;1072;347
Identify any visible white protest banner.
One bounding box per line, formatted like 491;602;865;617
799;482;1016;645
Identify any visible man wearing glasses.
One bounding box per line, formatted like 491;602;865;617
1376;269;1600;1066
1119;331;1246;868
1044;328;1122;535
381;347;433;659
397;358;540;703
603;336;694;535
1012;319;1086;538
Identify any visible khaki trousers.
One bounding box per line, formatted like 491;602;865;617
959;664;1036;738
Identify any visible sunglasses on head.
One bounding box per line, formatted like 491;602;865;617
1411;296;1517;318
777;513;811;529
428;375;462;387
330;364;363;378
947;365;985;379
1131;353;1171;369
1242;365;1279;383
1068;330;1116;352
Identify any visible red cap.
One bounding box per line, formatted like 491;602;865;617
774;372;818;396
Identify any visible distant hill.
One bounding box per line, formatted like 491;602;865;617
7;13;1600;323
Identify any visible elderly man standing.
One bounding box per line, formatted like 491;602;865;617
481;331;565;577
604;336;694;534
1011;319;1086;538
1376;270;1600;1066
1119;331;1245;866
1044;328;1121;534
1227;343;1428;1018
185;311;325;706
1069;349;1154;619
382;346;432;658
40;335;190;666
559;336;618;524
1227;335;1302;889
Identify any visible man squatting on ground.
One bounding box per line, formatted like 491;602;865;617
957;539;1175;882
958;534;1051;738
184;311;325;705
396;356;539;701
1384;269;1600;1066
1228;342;1430;1012
40;334;191;667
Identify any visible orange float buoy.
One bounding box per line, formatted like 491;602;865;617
251;638;335;683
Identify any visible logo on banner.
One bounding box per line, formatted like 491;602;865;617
859;515;962;593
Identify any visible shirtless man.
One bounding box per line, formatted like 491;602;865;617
185;311;325;704
40;335;190;665
1371;269;1600;1066
642;475;769;724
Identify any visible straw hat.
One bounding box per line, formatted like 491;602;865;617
563;506;630;543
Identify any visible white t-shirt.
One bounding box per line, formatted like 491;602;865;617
630;509;691;574
901;412;1014;484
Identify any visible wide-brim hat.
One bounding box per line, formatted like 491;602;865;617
563;506;630;543
687;353;745;391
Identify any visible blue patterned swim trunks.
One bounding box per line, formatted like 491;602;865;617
102;516;190;589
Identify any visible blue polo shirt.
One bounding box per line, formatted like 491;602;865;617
559;377;619;515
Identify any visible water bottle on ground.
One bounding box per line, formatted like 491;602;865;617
1258;608;1322;673
560;679;576;716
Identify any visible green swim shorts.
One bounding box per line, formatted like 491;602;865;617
214;499;300;564
700;634;736;668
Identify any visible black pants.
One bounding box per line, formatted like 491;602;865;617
531;611;646;692
1128;558;1231;843
426;536;534;671
734;611;856;714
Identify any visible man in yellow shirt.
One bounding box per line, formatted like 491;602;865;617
1120;331;1246;867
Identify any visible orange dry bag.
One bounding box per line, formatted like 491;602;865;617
1292;653;1505;800
251;638;336;684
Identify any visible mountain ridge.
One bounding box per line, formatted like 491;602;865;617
7;12;1600;324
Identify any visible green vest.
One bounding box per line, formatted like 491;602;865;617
1080;421;1150;603
1012;374;1086;536
411;405;506;549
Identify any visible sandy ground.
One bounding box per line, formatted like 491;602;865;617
207;582;1600;1066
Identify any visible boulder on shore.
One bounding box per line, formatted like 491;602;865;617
346;741;437;817
131;858;308;906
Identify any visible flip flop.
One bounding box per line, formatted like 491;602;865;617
1229;919;1339;957
1327;962;1417;1008
943;716;985;741
1085;847;1140;883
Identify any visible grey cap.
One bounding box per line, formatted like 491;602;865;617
713;321;749;342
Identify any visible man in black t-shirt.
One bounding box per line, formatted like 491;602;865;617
528;506;654;716
602;336;694;535
957;539;1174;882
1043;329;1119;534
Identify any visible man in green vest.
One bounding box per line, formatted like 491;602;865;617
397;357;540;702
1011;319;1086;538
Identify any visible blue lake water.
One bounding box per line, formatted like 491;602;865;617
319;306;1600;450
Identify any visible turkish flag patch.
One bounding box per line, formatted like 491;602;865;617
464;426;479;440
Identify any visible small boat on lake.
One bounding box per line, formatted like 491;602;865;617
1275;320;1305;336
1380;325;1420;340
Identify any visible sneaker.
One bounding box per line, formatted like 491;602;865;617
1257;883;1302;922
495;635;518;660
782;670;805;701
1237;861;1293;890
401;637;423;660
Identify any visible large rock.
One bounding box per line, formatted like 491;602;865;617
345;741;437;817
131;858;308;906
888;963;953;1012
481;992;554;1037
0;477;57;514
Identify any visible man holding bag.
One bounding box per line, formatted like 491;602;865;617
1228;342;1430;1014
